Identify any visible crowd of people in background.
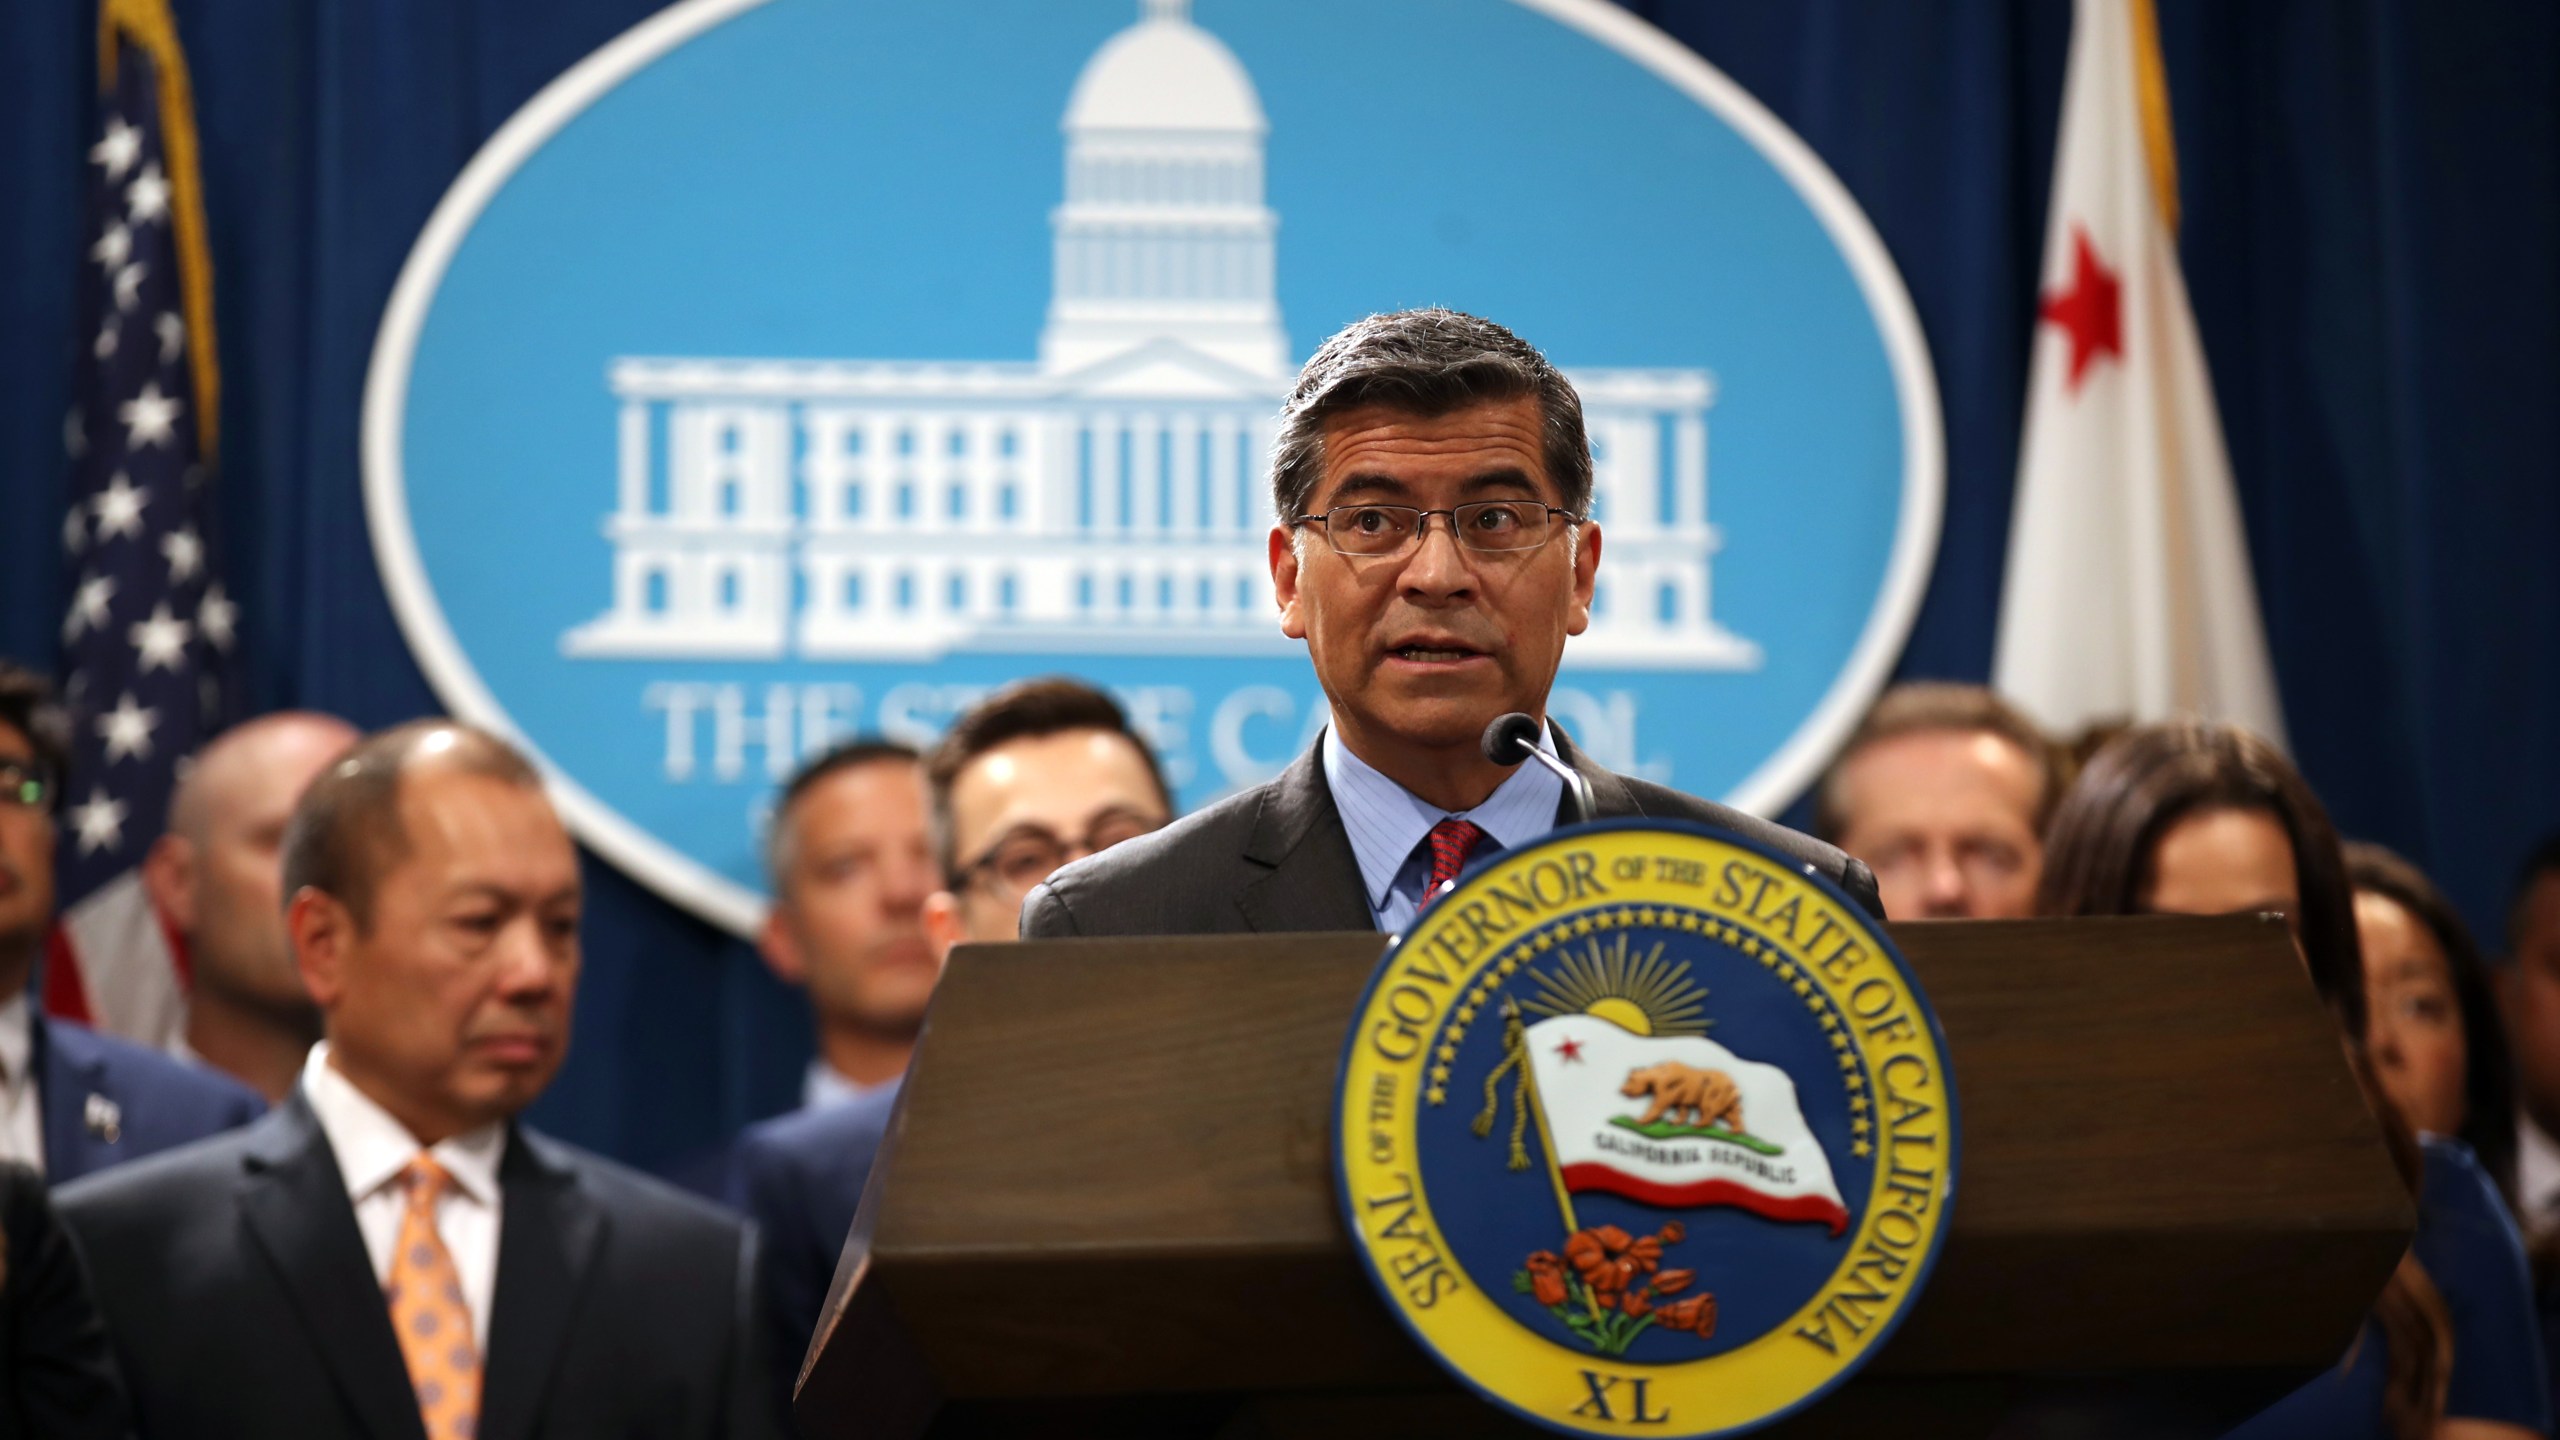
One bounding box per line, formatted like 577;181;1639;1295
0;649;2555;1437
1816;685;2559;1440
715;677;1175;1407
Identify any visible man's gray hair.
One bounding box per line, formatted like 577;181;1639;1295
1268;308;1593;523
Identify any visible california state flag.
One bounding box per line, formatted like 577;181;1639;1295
1992;0;2286;744
1526;1014;1850;1236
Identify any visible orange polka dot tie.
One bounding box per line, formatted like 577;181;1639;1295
386;1156;481;1440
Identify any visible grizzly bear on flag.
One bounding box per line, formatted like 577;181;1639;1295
1620;1062;1744;1133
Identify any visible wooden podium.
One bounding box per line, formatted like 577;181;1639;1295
795;916;2410;1439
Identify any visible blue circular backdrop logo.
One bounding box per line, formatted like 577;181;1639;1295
363;0;1943;933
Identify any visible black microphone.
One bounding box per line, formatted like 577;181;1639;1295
1481;711;1597;826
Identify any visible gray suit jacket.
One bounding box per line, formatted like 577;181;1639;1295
57;1093;777;1440
1022;729;1882;937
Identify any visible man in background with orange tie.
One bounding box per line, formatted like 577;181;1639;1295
59;720;775;1439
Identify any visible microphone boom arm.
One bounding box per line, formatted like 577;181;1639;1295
1483;711;1596;827
1528;745;1598;828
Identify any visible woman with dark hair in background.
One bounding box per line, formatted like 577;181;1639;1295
2038;720;2547;1440
2347;843;2522;1206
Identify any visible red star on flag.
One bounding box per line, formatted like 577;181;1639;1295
1554;1037;1584;1064
2039;225;2123;393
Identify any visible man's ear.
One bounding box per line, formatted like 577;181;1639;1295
757;905;808;988
1565;521;1603;637
289;887;351;1009
141;833;196;934
1270;525;1308;640
922;890;969;958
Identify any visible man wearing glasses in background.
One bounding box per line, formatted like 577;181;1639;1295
920;677;1175;953
730;677;1172;1404
1022;308;1878;941
0;662;261;1185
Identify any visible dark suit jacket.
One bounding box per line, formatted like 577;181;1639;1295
1023;729;1883;937
57;1094;777;1440
37;1014;262;1186
0;1162;128;1440
726;1085;900;1416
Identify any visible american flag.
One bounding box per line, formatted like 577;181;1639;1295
43;1;232;1047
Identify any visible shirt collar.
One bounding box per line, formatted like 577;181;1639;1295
300;1042;506;1208
0;992;30;1089
804;1059;894;1113
1321;721;1565;910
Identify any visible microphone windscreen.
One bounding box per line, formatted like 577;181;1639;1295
1480;711;1541;767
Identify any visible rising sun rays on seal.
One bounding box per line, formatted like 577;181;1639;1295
1522;933;1711;1037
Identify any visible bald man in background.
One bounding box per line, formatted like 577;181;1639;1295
143;713;358;1100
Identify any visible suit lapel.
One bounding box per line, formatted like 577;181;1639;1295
33;1016;104;1182
1238;745;1375;934
1553;725;1642;823
478;1129;603;1440
237;1096;428;1440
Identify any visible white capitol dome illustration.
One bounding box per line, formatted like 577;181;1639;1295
567;0;1758;669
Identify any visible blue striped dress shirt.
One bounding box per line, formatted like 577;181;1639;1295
1320;721;1565;935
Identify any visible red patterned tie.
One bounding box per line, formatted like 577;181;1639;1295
1424;818;1490;903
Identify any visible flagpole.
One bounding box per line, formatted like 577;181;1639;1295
100;0;219;458
2125;0;2180;235
1518;1055;1580;1235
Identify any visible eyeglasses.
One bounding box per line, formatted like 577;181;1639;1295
1294;501;1584;559
954;811;1166;894
0;760;54;813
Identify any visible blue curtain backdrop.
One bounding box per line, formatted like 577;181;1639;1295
4;0;2555;1167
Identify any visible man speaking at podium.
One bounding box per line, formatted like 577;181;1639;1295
1023;309;1880;939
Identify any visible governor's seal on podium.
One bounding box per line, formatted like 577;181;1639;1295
1335;820;1958;1437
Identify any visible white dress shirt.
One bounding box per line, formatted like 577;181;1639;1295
0;994;41;1175
2518;1110;2560;1242
301;1043;506;1348
1320;721;1566;935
